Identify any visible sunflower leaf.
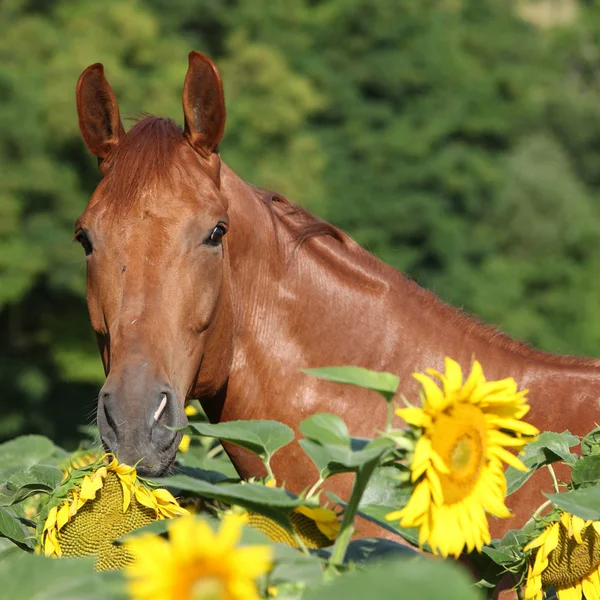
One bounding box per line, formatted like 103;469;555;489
303;366;399;402
0;506;34;550
302;554;481;600
505;431;579;496
300;413;350;447
317;537;418;563
572;455;600;487
177;420;294;462
581;427;600;457
546;486;600;521
0;435;66;478
1;465;63;506
151;476;313;530
0;553;127;599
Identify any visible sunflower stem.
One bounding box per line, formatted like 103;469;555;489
547;465;560;494
306;477;325;499
263;457;276;485
292;531;311;556
328;460;379;568
206;444;223;459
525;500;552;529
385;401;395;432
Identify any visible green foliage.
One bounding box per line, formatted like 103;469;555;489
546;487;600;521
180;420;294;479
4;0;600;448
0;553;128;600
303;556;483;600
303;367;399;402
504;430;579;495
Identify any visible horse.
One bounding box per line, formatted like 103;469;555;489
74;51;600;546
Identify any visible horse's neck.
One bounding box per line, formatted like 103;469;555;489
218;165;600;434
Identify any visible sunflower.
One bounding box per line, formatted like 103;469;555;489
39;454;189;570
386;357;539;558
524;512;600;600
247;505;340;549
125;513;273;600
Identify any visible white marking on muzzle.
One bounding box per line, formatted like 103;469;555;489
153;393;168;422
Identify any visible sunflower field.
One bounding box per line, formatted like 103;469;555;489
2;360;600;600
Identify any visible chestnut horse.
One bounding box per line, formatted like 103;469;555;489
75;52;600;542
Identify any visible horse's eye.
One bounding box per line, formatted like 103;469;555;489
74;230;92;256
206;224;227;246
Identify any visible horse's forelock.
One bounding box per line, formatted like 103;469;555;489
102;116;184;214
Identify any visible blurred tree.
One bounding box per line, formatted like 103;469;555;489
4;0;600;445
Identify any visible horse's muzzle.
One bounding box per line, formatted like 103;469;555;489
97;381;186;476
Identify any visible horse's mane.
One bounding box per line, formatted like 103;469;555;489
250;186;348;247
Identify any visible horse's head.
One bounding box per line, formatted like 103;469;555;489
75;53;232;475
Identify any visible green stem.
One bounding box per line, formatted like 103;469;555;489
263;455;276;484
206;444;223;459
292;531;311;556
328;460;379;568
523;500;552;530
547;465;560;494
385;401;395;433
306;476;325;499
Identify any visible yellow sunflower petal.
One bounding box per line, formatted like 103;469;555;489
411;436;433;480
441;357;463;395
488;446;528;472
395;406;432;429
413;373;447;411
56;502;70;531
461;360;484;400
557;580;583;600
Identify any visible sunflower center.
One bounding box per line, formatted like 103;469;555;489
191;576;226;600
59;471;156;570
541;523;600;588
430;402;486;505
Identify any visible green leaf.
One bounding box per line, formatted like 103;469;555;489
151;475;310;530
0;506;34;549
302;437;395;479
481;529;530;567
180;420;294;461
0;553;127;599
303;366;399;402
300;414;394;478
300;413;350;447
505;431;579;496
0;435;64;476
173;465;231;485
299;439;332;478
338;497;420;547
572;455;600;487
303;555;482;600
546;487;600;521
1;464;63;505
269;545;325;588
318;537;417;563
582;427;600;457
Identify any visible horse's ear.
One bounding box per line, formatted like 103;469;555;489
76;63;124;162
182;51;226;158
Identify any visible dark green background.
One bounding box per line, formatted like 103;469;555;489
1;0;597;447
